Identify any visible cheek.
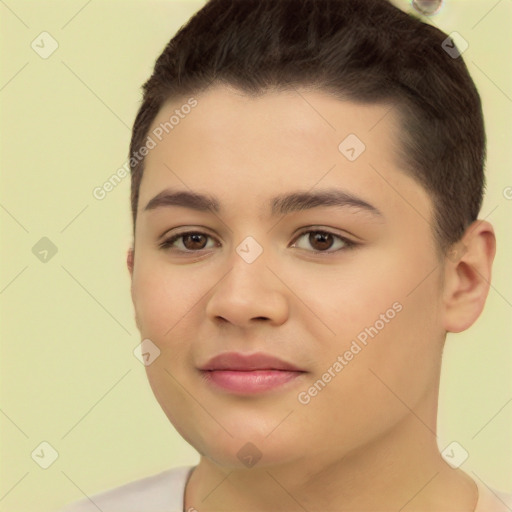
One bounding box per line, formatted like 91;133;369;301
295;294;443;454
132;260;199;337
349;275;443;416
311;254;444;409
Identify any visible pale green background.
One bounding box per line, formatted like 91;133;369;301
0;1;511;511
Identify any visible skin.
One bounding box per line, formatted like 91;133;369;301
127;85;496;511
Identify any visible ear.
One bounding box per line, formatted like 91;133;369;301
127;246;134;278
442;220;496;333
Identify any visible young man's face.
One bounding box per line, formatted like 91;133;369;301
129;85;447;471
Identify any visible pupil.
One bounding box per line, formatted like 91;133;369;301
185;233;206;249
310;232;333;250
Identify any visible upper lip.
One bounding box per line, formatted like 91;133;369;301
199;352;305;372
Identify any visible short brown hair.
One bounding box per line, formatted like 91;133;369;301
129;0;485;254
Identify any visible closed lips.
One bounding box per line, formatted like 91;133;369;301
199;352;306;372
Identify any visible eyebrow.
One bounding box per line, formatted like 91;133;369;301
144;188;383;218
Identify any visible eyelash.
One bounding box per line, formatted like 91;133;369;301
158;228;358;255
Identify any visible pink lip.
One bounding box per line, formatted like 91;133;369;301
199;351;304;372
202;369;304;393
198;352;306;394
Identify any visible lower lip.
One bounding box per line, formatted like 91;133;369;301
201;370;305;394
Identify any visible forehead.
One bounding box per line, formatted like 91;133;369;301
139;85;431;224
147;85;399;161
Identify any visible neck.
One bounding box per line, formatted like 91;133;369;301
184;400;478;511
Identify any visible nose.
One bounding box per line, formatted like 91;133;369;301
205;248;289;328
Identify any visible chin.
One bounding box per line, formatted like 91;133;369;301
182;421;301;470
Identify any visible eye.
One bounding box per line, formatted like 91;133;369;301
290;229;356;253
159;231;218;252
159;228;357;255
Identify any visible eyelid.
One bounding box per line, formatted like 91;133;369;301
291;225;360;242
158;225;215;241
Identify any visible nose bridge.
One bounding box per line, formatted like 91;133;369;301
229;239;268;290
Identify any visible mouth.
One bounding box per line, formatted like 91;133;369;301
198;352;307;394
201;369;305;393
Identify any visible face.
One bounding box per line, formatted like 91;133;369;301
129;85;446;471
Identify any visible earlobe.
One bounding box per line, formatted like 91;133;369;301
127;247;134;276
126;246;139;330
442;220;496;333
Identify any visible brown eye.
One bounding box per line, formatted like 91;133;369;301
181;233;208;250
291;229;356;253
309;231;334;251
160;231;217;252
